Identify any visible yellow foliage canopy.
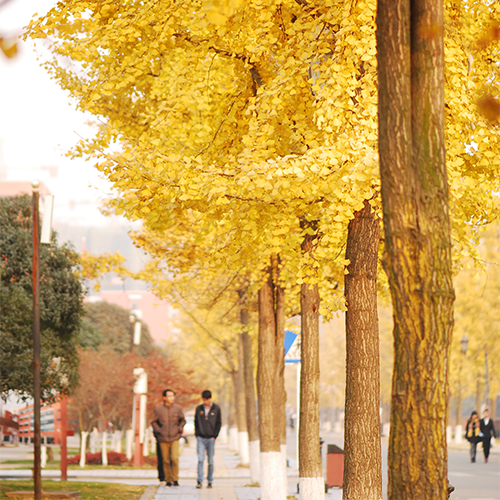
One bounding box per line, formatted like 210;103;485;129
26;0;500;315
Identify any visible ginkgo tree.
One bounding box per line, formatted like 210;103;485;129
27;0;500;498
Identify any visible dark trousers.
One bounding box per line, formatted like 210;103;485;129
156;440;164;481
483;438;492;459
470;441;478;462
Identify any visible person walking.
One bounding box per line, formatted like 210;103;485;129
465;411;482;463
151;389;186;487
194;390;222;489
480;409;497;463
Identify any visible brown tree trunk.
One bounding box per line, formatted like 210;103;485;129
229;370;239;451
235;346;249;464
258;260;287;500
377;0;454;498
299;230;323;498
343;201;382;500
275;271;287;488
238;289;259;444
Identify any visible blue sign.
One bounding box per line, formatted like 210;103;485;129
284;329;298;355
284;329;300;363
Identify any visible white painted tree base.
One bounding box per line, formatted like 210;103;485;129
79;431;88;467
299;477;325;500
249;440;260;483
229;426;239;452
260;451;287;500
281;443;288;488
239;431;250;465
102;431;108;466
219;424;229;444
125;429;133;459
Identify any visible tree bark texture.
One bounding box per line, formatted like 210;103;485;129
377;0;454;499
299;231;323;488
235;364;248;436
257;258;286;452
257;259;287;500
239;288;260;481
343;201;383;500
258;274;281;454
238;290;259;443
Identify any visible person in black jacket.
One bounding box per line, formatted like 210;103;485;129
480;409;496;463
194;390;222;489
465;411;482;463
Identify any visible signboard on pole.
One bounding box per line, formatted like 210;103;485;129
284;329;300;363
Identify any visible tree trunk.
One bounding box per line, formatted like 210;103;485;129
236;336;250;465
377;0;455;498
275;276;288;491
455;391;462;429
258;263;287;500
238;289;260;482
343;200;382;500
299;230;323;500
229;371;239;452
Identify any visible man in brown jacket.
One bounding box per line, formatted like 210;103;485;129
151;389;186;487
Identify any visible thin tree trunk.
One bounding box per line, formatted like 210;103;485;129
239;288;260;482
475;376;481;415
229;371;239;452
377;0;454;498
234;364;250;465
343;200;382;500
274;264;287;490
258;263;287;500
456;391;462;429
299;230;323;500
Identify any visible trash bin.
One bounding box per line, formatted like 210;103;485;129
326;444;344;488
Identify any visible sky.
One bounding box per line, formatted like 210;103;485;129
0;2;162;412
0;0;122;228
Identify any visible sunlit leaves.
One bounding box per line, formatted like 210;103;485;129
25;0;500;316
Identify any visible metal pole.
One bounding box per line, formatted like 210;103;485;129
296;362;300;469
32;180;41;500
60;394;68;481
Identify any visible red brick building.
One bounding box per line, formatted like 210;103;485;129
18;401;65;445
1;410;19;444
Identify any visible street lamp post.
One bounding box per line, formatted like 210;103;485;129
32;181;42;500
32;183;55;498
129;307;144;466
133;368;147;467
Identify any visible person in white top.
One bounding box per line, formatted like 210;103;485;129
480;409;497;463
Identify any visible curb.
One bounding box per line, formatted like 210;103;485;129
139;485;157;500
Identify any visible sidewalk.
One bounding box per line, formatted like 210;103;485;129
138;441;342;500
0;440;341;499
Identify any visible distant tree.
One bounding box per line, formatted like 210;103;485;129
69;349;200;433
82;301;158;356
69;348;135;433
0;195;84;400
77;317;103;350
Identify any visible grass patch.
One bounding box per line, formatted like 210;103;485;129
0;480;146;500
0;461;33;465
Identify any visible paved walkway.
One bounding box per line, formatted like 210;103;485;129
2;440;340;499
138;441;342;500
